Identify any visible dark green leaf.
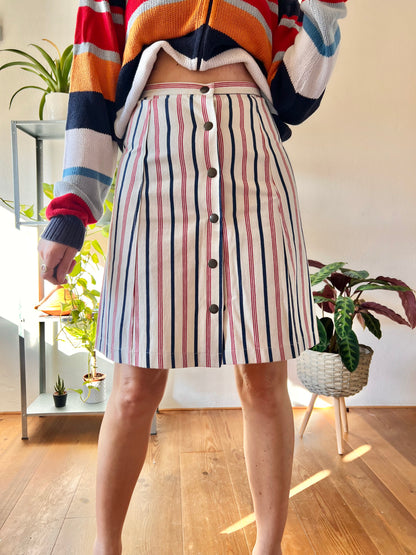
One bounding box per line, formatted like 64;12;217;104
311;318;329;352
334;297;355;339
355;284;410;292
338;330;360;372
341;269;370;280
361;312;382;339
310;262;346;286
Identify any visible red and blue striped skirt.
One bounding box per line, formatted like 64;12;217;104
95;82;318;369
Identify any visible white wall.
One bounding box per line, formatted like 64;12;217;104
0;1;415;411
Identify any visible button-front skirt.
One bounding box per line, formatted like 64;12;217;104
96;82;318;368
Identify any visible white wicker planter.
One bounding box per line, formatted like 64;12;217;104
296;345;374;398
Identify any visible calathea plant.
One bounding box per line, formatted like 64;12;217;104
309;261;416;372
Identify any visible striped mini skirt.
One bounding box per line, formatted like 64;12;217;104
95;81;318;369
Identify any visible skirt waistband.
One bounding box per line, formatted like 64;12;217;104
141;81;261;98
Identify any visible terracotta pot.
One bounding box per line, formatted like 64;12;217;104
82;372;106;404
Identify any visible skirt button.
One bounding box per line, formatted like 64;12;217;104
209;213;219;223
207;167;217;178
209;304;219;314
200;85;210;94
208;259;218;269
204;121;214;131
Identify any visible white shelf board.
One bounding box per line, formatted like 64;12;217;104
27;391;107;416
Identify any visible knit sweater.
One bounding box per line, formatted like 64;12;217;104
42;0;347;249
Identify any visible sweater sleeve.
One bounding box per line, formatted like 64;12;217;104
42;0;126;249
269;0;347;140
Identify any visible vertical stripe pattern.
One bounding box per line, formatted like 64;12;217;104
95;82;318;368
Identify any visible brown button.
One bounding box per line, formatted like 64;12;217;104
209;304;219;314
208;259;218;269
207;167;217;178
204;121;213;131
200;85;210;94
209;213;219;223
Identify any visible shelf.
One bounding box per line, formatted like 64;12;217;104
27;392;107;416
13;120;66;140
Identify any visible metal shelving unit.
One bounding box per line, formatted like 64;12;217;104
12;119;158;439
12;120;108;439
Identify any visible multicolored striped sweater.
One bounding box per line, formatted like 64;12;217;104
42;0;347;249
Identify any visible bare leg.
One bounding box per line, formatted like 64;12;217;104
234;361;294;555
93;363;168;555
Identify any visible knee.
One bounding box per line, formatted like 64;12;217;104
235;362;289;411
112;367;167;420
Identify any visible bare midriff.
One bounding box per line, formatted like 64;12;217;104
146;49;255;85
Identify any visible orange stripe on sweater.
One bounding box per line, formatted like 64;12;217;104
211;3;272;68
124;3;207;64
70;53;120;101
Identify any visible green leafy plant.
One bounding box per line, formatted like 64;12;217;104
0;39;73;119
309;261;416;372
59;238;104;381
54;374;67;395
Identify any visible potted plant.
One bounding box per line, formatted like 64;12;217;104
60;238;107;404
0;39;73;119
297;260;416;397
53;374;67;408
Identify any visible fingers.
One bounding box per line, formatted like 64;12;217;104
38;238;78;285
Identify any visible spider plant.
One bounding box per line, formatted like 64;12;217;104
0;39;73;119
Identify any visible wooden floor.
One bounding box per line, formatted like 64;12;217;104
0;407;415;554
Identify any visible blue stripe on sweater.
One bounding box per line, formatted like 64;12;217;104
303;16;341;58
63;166;113;187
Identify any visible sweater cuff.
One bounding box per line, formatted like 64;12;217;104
41;215;86;251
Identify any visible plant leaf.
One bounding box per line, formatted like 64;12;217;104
341;269;370;280
355;284;410;293
338;330;360;372
8;85;45;109
329;272;351;293
376;276;416;328
361;311;382;339
310;262;346;287
311;318;329;352
334;296;355;339
359;302;410;327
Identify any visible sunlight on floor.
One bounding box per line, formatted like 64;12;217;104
342;444;372;463
221;470;331;534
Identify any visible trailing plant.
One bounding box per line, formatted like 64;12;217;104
0;39;73;119
54;374;67;395
309;261;416;372
59;238;104;381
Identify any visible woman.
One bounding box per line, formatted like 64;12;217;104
38;1;347;553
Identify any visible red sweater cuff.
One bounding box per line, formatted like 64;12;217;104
45;193;96;227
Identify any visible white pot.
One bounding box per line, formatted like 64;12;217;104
43;92;69;120
82;373;106;404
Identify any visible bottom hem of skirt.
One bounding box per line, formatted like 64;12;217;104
95;338;319;369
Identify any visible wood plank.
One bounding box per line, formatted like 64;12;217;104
178;409;224;454
218;409;256;549
291;408;380;554
180;451;249;554
51;517;96;555
121;411;183;554
296;408;415;554
0;416;100;555
357;407;416;466
0;415;68;528
333;409;416;518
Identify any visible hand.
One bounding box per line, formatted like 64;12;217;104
37;238;78;285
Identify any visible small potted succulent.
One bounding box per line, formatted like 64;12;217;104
0;39;73;119
297;261;416;397
53;374;67;408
